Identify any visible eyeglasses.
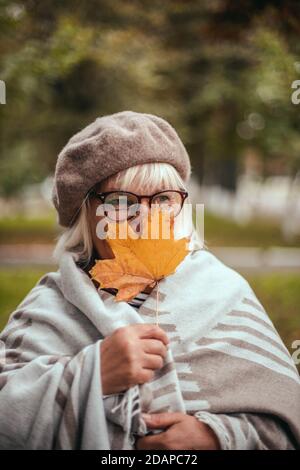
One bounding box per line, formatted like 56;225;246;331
89;189;188;221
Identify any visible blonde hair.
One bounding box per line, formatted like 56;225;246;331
52;162;204;267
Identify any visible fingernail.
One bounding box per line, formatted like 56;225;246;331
142;413;150;420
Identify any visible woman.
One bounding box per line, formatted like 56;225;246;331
0;110;299;450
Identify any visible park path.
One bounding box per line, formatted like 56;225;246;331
0;244;300;272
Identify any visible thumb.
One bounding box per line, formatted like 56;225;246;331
142;412;183;429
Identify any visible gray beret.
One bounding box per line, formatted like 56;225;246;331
51;110;191;227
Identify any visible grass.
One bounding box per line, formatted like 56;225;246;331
245;272;300;358
0;213;61;244
0;267;299;372
198;212;300;248
0;266;54;331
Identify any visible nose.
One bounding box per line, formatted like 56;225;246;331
137;198;150;220
131;197;150;236
140;197;150;209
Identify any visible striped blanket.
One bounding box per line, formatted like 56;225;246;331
0;247;299;449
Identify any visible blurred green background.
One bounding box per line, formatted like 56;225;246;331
0;1;299;368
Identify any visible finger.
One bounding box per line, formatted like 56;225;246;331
135;432;167;450
142;412;184;429
142;339;168;359
137;368;155;384
142;353;164;370
138;324;169;346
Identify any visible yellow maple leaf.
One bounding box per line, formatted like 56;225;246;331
89;209;190;305
89;249;157;301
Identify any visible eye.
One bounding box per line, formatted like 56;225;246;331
105;192;137;207
152;192;175;204
155;194;170;203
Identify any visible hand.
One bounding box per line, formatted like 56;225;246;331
135;412;221;450
100;324;169;395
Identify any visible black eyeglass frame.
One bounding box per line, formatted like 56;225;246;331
89;188;189;218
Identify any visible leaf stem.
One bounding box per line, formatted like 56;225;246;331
155;281;159;326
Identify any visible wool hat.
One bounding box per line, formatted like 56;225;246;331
51;110;192;227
